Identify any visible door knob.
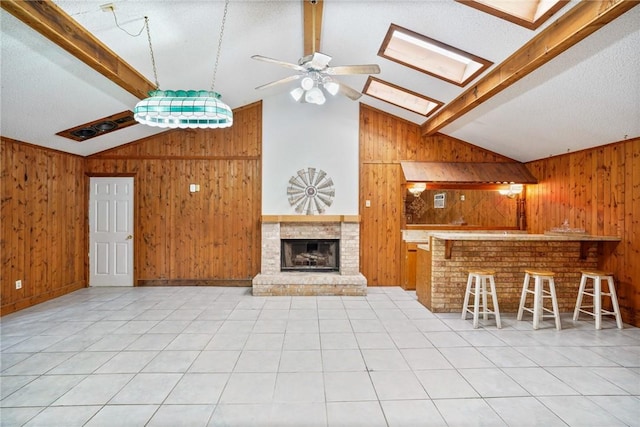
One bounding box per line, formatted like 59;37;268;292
126;235;133;240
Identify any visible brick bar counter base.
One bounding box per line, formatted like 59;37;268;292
416;232;620;313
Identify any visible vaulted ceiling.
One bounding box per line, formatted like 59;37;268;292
1;0;639;162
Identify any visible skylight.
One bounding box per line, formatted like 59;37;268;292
363;77;443;117
456;0;569;30
378;24;492;87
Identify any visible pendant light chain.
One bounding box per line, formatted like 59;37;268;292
210;0;230;93
143;16;160;89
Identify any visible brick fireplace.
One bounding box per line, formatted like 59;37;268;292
252;215;367;296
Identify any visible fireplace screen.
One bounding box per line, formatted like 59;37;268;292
281;239;339;272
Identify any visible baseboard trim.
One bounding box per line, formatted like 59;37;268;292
137;279;252;287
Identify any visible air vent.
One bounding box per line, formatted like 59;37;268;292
56;110;137;142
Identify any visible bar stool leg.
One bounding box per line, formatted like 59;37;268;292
594;276;602;330
517;273;530;321
573;274;588;321
461;274;474;321
481;277;489;321
532;275;542;330
548;277;562;330
607;276;624;329
472;276;480;328
489;274;501;329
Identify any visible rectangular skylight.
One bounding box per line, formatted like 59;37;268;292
378;24;492;87
363;77;443;117
456;0;569;30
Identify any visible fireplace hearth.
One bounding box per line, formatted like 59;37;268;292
281;239;339;272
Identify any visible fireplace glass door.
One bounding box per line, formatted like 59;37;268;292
281;239;339;272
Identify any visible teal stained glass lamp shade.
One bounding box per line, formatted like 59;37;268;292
134;90;233;129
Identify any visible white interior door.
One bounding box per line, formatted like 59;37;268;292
89;177;134;286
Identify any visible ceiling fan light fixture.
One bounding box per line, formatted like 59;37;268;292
290;87;305;102
305;86;326;105
324;80;340;96
300;76;315;91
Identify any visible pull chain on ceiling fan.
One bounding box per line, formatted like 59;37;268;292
251;0;380;105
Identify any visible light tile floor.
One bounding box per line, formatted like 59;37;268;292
1;286;639;426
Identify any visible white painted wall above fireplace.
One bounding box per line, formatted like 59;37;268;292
262;93;359;215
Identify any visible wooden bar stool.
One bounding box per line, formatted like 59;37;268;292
461;269;501;329
517;269;561;330
573;270;623;329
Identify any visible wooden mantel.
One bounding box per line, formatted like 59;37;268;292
262;215;360;223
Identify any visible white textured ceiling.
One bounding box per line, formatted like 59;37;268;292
1;0;638;161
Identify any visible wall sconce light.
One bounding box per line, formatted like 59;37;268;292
499;184;523;198
408;183;427;197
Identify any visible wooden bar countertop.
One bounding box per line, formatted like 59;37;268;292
427;232;620;260
429;232;621;242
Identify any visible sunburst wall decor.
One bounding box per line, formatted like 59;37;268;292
287;167;335;215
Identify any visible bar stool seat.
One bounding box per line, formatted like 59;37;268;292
517;269;561;330
461;269;501;329
573;270;623;329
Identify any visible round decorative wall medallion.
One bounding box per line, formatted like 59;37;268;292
287;167;335;214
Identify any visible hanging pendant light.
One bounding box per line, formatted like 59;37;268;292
134;0;233;129
134;90;232;128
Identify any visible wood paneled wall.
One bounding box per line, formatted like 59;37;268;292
86;102;262;285
359;105;514;285
1;138;86;315
526;138;640;326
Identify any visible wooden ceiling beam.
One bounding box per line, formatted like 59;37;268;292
303;0;323;56
421;0;639;136
1;0;155;100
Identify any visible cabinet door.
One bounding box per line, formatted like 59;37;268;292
403;243;418;290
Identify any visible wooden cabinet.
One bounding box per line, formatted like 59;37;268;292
401;242;418;290
415;243;432;309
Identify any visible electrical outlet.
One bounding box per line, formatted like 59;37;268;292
100;3;115;12
15;280;22;290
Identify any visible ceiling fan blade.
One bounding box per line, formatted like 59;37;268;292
326;64;381;75
251;55;306;72
255;74;301;90
337;81;363;100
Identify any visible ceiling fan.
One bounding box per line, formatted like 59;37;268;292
251;0;380;105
